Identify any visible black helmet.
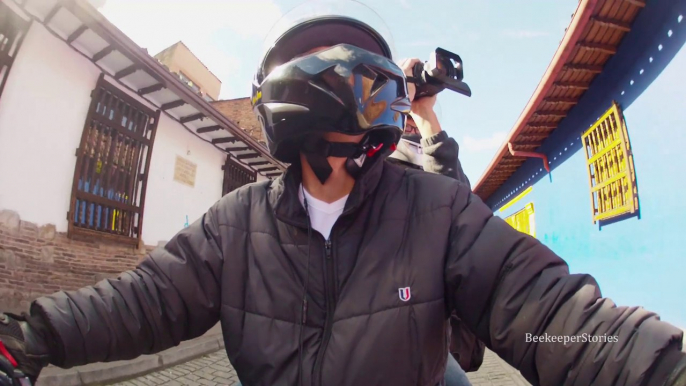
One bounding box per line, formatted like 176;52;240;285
252;1;410;182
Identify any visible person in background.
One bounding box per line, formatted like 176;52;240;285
387;72;485;386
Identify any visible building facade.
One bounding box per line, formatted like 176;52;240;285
0;0;284;312
154;41;222;102
475;0;685;328
212;97;267;147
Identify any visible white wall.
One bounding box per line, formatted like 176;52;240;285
0;22;100;229
142;113;225;245
0;22;230;245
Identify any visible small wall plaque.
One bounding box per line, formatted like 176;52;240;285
173;155;197;187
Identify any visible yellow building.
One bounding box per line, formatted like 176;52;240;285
154;41;222;101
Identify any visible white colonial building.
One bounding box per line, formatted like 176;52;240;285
0;0;283;312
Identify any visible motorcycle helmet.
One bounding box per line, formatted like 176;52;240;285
252;0;411;183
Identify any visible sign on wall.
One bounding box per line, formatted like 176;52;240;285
174;155;197;187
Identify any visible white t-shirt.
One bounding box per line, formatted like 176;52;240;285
298;184;348;240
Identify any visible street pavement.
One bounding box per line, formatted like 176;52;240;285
110;349;530;386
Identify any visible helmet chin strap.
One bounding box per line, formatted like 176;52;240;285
301;136;386;184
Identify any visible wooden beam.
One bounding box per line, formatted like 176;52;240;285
624;0;646;7
180;113;205;123
258;167;279;172
554;81;589;90
138;83;165;95
563;63;603;73
519;134;550;141
212;137;238;144
544;97;578;104
92;46;115;62
44;4;62;24
501;156;525;162
236;153;259;160
224;147;250;152
533;110;567;118
248;161;270;166
577;42;617;55
197;125;221;134
115;65;137;79
500;158;525;163
526;124;558;131
511;141;543;148
591;16;632;32
161;99;186;110
67;25;88;43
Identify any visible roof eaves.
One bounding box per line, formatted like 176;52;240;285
63;0;284;170
472;0;600;199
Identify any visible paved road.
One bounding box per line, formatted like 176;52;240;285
110;351;239;386
465;351;530;386
111;349;529;386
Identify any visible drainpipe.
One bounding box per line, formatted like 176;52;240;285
508;142;551;173
473;0;598;192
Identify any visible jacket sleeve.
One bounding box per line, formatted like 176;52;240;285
445;185;685;386
421;131;471;189
28;201;225;368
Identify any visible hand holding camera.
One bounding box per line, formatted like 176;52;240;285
406;48;472;100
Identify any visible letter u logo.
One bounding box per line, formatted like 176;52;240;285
398;287;411;302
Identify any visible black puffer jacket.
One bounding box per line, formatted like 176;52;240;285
30;153;684;385
393;130;486;372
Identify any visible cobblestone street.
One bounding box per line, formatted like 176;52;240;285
110;351;239;386
465;351;530;386
111;349;529;386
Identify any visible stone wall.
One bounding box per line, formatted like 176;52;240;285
0;210;155;313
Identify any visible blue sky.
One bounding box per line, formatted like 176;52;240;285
100;0;579;182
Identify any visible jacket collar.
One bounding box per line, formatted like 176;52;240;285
269;157;386;229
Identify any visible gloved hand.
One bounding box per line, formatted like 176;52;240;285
0;355;31;386
0;313;50;385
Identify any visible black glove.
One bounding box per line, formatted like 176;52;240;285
0;356;32;386
0;313;50;384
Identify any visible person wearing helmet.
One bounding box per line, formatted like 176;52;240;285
2;3;686;386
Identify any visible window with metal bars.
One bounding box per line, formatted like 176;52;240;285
581;102;639;224
504;203;536;238
68;75;160;245
222;157;256;196
0;2;29;100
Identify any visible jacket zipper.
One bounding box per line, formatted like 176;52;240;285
313;238;335;386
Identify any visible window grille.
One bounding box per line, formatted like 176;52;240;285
581;102;638;223
222;157;256;195
0;2;29;100
68;75;160;244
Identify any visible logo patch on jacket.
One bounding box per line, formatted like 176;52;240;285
398;287;411;301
